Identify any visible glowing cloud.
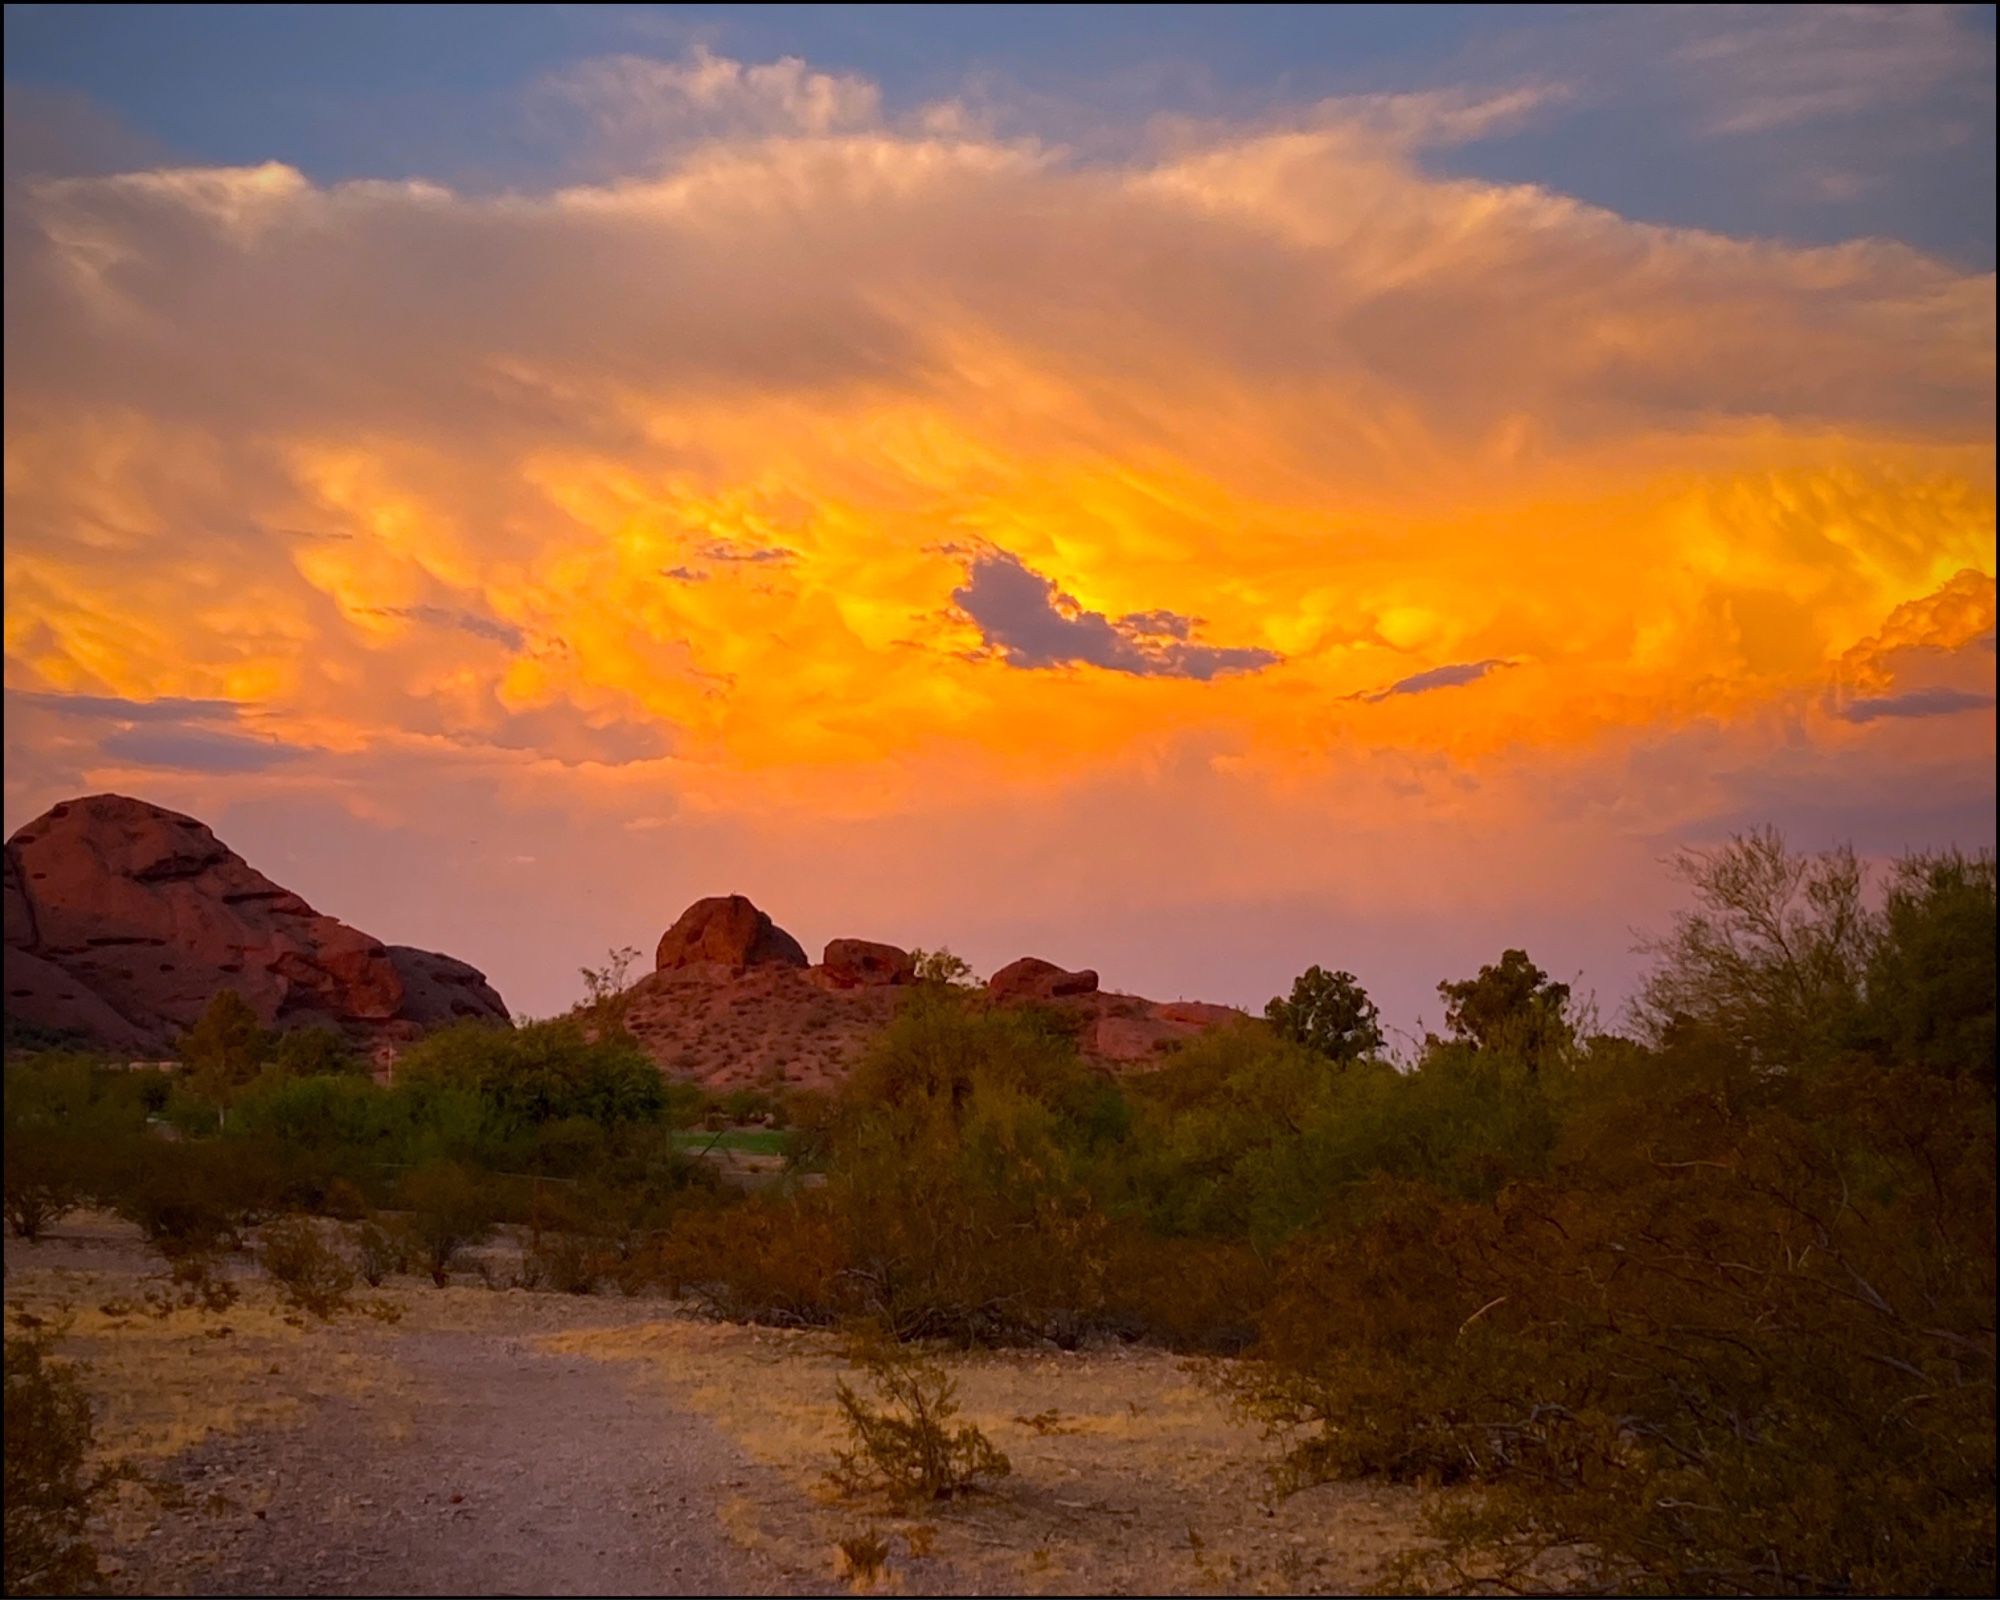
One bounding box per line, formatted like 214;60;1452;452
2;40;1992;1022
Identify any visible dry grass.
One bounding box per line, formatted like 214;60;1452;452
539;1318;1426;1593
6;1214;1427;1594
3;1219;416;1464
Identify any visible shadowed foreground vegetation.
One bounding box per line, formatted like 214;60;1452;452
5;831;1994;1594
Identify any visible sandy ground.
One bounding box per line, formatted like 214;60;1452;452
5;1215;1426;1596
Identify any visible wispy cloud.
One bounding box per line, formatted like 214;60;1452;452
364;605;525;649
13;691;245;722
98;727;305;773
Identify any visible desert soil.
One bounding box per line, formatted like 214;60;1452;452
5;1215;1426;1596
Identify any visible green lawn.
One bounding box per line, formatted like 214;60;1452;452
672;1127;791;1158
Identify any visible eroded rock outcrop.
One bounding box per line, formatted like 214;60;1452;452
821;938;915;988
3;794;507;1053
988;956;1100;1003
618;897;1242;1090
654;895;808;973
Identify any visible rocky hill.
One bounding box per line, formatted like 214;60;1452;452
619;895;1243;1091
3;794;508;1055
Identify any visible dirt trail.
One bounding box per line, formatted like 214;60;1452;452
127;1321;812;1597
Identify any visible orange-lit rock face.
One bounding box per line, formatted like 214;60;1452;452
3;794;507;1050
655;895;808;972
2;43;1992;1026
989;957;1100;1003
821;939;914;988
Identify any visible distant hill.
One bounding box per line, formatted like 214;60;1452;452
3;794;508;1056
618;894;1244;1091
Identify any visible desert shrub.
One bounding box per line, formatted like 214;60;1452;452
318;1176;369;1221
1860;847;1996;1084
829;1337;1011;1504
526;1230;602;1295
834;1528;892;1588
4;1328;125;1596
907;947;978;987
574;944;643;1030
1100;1230;1269;1353
394;1160;496;1286
351;1218;406;1286
271;1025;365;1078
118;1148;246;1317
824;992;1118;1342
395;1018;666;1148
662;1195;845;1325
3;1056;153;1231
114;1140;241;1258
1239;1057;1997;1595
143;1251;241;1317
1112;1024;1555;1249
2;1133;80;1241
396;1159;496;1282
259;1216;357;1317
1633;828;1871;1067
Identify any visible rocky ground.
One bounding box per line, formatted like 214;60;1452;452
6;1216;1426;1596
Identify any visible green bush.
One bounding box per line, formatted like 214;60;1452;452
272;1025;366;1078
395;1018;666;1139
394;1160;496;1286
4;1329;124;1596
177;989;275;1093
1264;965;1384;1062
827;990;1115;1342
1239;1058;1997;1594
1861;848;1997;1084
2;1132;80;1241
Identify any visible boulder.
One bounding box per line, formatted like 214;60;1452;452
655;895;807;972
987;956;1099;1003
385;946;511;1028
3;793;507;1052
821;938;915;988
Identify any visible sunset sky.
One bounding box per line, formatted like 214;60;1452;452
5;4;1995;1037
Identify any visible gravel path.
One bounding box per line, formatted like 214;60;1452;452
128;1323;806;1596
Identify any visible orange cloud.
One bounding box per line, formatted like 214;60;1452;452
3;50;1993;1019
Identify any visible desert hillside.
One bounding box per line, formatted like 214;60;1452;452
620;894;1244;1090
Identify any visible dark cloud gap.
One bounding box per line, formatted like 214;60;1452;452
1348;658;1516;703
1838;687;1998;723
365;604;524;649
952;549;1280;681
13;691;246;722
699;541;797;564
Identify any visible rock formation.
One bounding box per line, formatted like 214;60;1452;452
822;939;915;988
3;794;508;1054
617;895;1245;1090
655;895;808;972
987;956;1099;1003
